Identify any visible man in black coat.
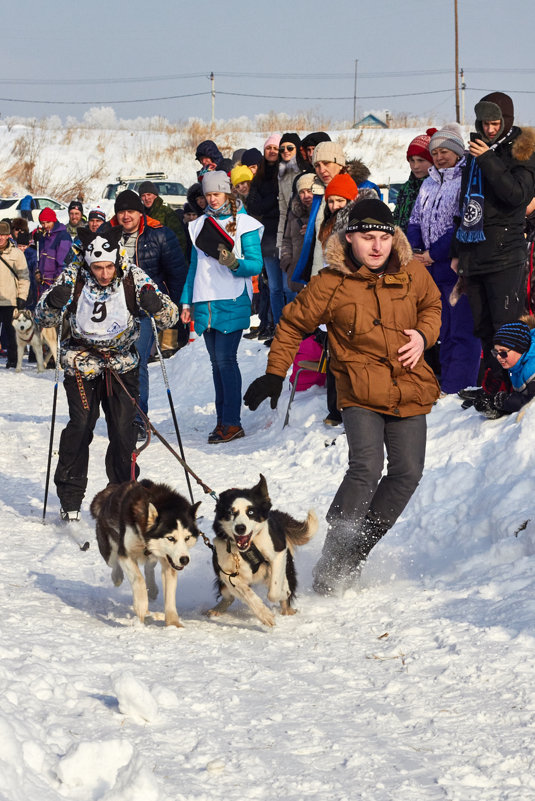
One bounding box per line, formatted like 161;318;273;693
105;190;188;437
455;92;535;392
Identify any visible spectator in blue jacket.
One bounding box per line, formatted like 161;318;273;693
180;171;263;443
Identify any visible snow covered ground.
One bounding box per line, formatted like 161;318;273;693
2;329;535;801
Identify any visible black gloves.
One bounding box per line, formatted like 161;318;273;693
244;374;284;410
16;297;26;310
46;283;72;309
473;393;505;419
139;286;163;315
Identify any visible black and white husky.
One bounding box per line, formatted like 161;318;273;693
12;309;57;372
90;479;201;628
207;475;317;627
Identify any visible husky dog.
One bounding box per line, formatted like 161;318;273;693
12;309;57;372
90;479;201;628
207;474;317;627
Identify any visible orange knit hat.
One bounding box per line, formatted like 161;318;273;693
324;173;359;202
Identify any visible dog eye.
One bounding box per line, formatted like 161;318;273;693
184;535;191;541
166;536;177;543
246;509;255;518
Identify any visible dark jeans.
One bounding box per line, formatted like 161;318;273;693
203;328;243;427
55;369;139;511
135;315;154;416
325;407;427;550
0;306;16;363
464;263;526;380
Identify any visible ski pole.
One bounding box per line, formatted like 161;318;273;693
42;322;62;523
150;316;194;504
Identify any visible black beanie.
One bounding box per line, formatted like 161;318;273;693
493;321;532;354
301;131;331;150
114;190;144;214
68;200;83;213
241;148;263;167
138;181;159;196
346;198;395;235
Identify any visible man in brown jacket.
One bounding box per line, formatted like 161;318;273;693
244;199;442;594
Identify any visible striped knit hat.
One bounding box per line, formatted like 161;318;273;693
493;322;532;354
406;128;437;164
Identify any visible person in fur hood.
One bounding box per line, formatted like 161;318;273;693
454;92;535;396
244;199;441;595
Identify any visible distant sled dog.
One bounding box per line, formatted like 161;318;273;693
12;308;57;372
207;474;317;627
90;479;200;627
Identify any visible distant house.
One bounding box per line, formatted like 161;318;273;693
353;114;389;129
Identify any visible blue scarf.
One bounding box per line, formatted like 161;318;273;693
292;193;323;284
456;156;486;243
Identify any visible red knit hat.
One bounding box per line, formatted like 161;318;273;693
324;173;359;202
406;128;437;164
38;207;57;223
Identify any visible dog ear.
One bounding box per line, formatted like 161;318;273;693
13;309;19;319
191;500;201;518
77;227;95;251
255;474;270;502
146;502;158;529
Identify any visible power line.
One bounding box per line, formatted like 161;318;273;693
0;92;211;105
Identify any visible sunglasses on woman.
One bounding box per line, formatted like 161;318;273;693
279;145;296;152
491;347;511;359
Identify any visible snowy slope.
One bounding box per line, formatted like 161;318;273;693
1;332;535;801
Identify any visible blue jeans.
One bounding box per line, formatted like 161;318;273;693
136;316;155;416
264;255;297;325
203;329;243;427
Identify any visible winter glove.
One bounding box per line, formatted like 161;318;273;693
46;283;72;309
16;297;26;310
138;285;163;315
243;373;284;411
473;393;504;419
217;243;239;272
492;391;508;411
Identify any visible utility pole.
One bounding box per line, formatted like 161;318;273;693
460;67;466;125
353;59;358;127
210;72;215;129
454;0;460;123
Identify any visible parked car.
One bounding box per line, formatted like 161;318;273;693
101;172;187;214
0;195;69;224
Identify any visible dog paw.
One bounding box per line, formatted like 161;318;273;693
204;608;221;617
15;367;22;373
165;613;184;628
280;601;297;616
257;607;276;627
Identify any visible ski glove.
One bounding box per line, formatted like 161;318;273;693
243;373;284;410
46;284;72;309
139;285;163;315
217;243;239;272
473;393;504;419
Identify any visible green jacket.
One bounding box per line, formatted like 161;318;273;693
145;196;187;256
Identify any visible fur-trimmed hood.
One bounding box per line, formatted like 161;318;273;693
323;226;414;276
511;126;535;162
346;158;371;185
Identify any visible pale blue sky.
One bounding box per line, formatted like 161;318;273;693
4;0;534;125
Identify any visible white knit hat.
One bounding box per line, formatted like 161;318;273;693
429;123;465;158
312;141;346;167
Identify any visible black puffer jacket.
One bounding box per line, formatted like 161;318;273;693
104;215;188;305
247;161;279;258
456;126;535;274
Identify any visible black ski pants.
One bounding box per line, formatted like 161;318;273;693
54;368;139;511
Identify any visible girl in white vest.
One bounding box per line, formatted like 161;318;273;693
181;171;263;443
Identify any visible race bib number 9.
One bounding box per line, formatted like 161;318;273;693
77;285;129;341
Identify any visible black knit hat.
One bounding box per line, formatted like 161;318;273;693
493;321;532;354
301;131;331;150
138;180;159;196
241;148;263;167
346;198;395;235
114;189;144;214
68;200;83;213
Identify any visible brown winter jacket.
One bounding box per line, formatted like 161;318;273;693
267;228;442;417
0;242;30;307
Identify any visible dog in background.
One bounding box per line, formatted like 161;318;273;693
90;479;201;628
207;474;317;627
12;308;57;372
